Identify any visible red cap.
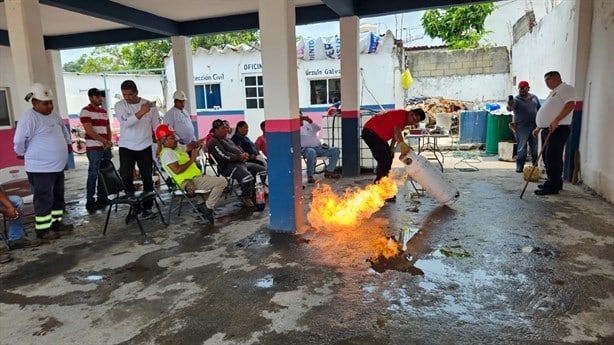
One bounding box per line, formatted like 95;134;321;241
518;81;530;88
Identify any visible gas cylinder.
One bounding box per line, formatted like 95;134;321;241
255;179;266;211
402;152;459;206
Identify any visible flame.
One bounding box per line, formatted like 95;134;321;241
372;236;401;261
307;176;397;231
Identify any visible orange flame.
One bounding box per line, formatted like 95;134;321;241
372;236;401;261
307;176;398;231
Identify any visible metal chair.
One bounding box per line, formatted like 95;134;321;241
157;164;211;224
97;158;166;236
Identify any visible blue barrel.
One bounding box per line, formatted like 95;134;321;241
459;111;488;144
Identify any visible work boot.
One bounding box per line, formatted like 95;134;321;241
95;198;109;210
85;199;98;211
307;176;316;184
8;237;41;250
198;203;215;224
241;197;255;208
36;230;60;242
324;172;340;179
0;250;12;264
52;223;74;233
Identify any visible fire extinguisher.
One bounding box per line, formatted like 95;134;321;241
255;177;266;211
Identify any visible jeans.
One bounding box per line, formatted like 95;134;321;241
7;195;25;241
301;145;340;177
86;149;113;202
515;125;538;169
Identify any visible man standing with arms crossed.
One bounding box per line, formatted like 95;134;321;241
114;80;160;219
80;88;113;211
533;71;576;196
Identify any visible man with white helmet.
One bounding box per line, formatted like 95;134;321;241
163;90;200;147
13;83;74;241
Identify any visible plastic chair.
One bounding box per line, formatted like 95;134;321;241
97;158;167;236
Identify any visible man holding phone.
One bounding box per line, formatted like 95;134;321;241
506;80;541;173
114;80;160;220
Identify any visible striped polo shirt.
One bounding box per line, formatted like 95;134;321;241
79;104;110;150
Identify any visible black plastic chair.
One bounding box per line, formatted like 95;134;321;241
97;158;166;236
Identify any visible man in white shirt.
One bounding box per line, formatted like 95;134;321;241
300;113;340;183
13;83;74;240
114;80;160;219
533;71;576;195
163;90;198;146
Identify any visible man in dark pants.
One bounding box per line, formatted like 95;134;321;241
114;80;160;219
533;71;576;195
361;108;426;201
507;80;541;172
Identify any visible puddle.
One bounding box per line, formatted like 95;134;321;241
255;275;274;288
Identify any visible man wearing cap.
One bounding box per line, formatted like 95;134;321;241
361;108;426;201
13;83;74;240
80;88;113;211
156;124;227;224
507;81;541;173
163;90;199;146
114;80;160;219
533;71;576;196
208;119;266;208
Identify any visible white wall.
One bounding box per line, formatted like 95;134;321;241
579;0;614;201
407;74;510;103
63;73;165;115
509;1;577;98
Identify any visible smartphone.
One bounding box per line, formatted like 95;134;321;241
508;95;514;102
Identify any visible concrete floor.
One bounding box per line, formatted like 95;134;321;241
1;149;613;345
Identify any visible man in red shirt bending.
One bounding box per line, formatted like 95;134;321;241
361;108;426;197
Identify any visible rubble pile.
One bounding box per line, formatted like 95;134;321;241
406;97;469;134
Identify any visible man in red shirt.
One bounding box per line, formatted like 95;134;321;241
362;108;426;194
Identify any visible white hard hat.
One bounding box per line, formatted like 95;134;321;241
26;83;54;102
172;90;187;101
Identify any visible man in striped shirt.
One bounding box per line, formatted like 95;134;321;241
79;88;113;211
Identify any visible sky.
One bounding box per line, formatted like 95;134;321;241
59;11;437;64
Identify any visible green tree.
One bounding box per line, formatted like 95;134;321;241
191;31;259;50
63;31;259;72
421;3;495;49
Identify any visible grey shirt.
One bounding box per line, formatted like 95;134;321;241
512;94;541;128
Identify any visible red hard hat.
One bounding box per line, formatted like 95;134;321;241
155;124;175;141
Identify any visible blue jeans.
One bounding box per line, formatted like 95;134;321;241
7;195;26;241
302;145;339;177
516;125;538;169
87;149;113;201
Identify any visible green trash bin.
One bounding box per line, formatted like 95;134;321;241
485;113;514;154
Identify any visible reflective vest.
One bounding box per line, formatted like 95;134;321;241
160;147;201;185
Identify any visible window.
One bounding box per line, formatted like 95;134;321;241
0;88;11;127
310;78;340;105
195;84;222;109
244;75;264;109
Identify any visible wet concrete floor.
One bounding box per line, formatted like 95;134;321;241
1;150;613;345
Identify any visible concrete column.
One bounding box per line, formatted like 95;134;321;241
171;36;197;139
259;0;303;232
5;0;52;118
340;16;361;176
48;49;75;169
171;36;196;114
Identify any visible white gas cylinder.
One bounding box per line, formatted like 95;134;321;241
402;152;459;206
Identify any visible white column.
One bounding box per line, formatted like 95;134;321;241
47;50;69;118
259;0;299;120
340;16;360;113
171;36;196;114
339;16;361;176
5;0;52;118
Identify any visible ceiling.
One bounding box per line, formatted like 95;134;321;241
0;0;481;50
